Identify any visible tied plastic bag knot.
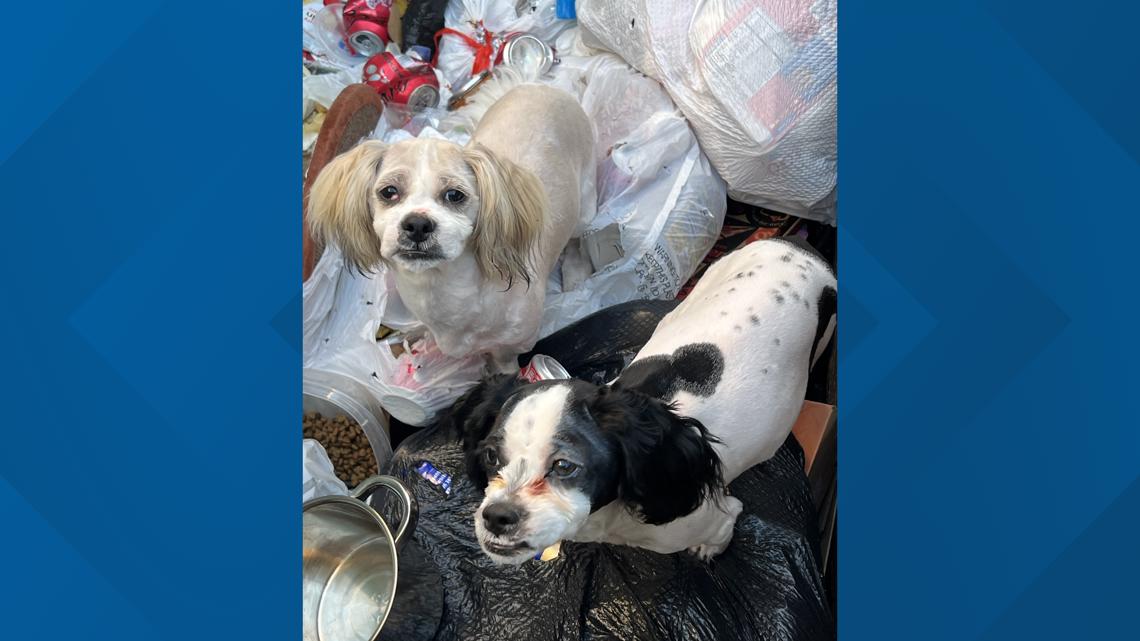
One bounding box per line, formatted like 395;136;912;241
435;0;570;91
433;21;504;75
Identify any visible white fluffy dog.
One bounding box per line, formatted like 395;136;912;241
453;238;837;563
307;82;596;371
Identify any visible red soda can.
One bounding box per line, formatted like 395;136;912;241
342;0;392;56
363;52;441;111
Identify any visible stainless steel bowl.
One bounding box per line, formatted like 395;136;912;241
303;476;417;641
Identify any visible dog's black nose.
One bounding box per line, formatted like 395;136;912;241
483;502;523;536
400;214;435;243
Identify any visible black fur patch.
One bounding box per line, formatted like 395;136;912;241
435;374;528;488
618;342;725;401
589;386;723;525
812;285;838;363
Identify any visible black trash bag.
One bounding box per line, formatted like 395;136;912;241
401;0;450;57
384;300;836;641
522;299;682;385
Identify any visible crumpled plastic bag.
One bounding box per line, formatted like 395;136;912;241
303;1;369;72
434;0;571;91
303;438;349;502
303;245;486;426
538;52;727;334
577;0;837;222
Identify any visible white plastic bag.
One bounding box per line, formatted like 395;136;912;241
538;53;727;334
577;0;837;222
303;245;486;426
434;0;572;92
303;1;368;72
303;439;349;502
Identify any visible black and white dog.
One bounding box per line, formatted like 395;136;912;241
450;238;837;563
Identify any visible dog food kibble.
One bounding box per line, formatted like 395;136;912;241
303;412;379;488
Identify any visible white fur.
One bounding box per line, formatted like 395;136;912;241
475;386;594;564
574;240;837;557
308;79;597;373
400;84;594;370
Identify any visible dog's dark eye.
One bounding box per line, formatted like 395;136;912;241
483;449;500;469
551;459;579;479
443;188;466;204
379;185;400;201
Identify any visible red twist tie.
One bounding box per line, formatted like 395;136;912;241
434;21;497;75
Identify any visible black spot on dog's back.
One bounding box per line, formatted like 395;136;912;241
769;236;834;276
619;343;726;400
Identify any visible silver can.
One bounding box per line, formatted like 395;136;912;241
501;34;557;76
520;354;571;382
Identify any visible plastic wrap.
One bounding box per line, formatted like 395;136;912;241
434;0;570;92
577;0;837;222
304;1;368;72
303;245;486;426
302;439;350;501
375;301;834;640
538;54;727;335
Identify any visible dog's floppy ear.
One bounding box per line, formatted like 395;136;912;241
463;142;545;288
307;139;387;274
438;373;525;488
589;386;723;525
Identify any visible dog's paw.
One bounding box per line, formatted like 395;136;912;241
687;496;743;561
688;541;728;561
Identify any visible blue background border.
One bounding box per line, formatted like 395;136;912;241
2;1;1137;639
840;1;1140;639
1;2;297;638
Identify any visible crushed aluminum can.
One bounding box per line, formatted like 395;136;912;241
447;70;490;111
363;52;441;111
342;0;393;57
519;354;571;383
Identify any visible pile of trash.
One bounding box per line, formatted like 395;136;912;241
302;0;835;429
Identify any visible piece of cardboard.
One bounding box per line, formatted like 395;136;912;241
791;400;837;511
791;400;836;473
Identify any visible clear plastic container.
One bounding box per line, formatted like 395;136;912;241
303;369;393;472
